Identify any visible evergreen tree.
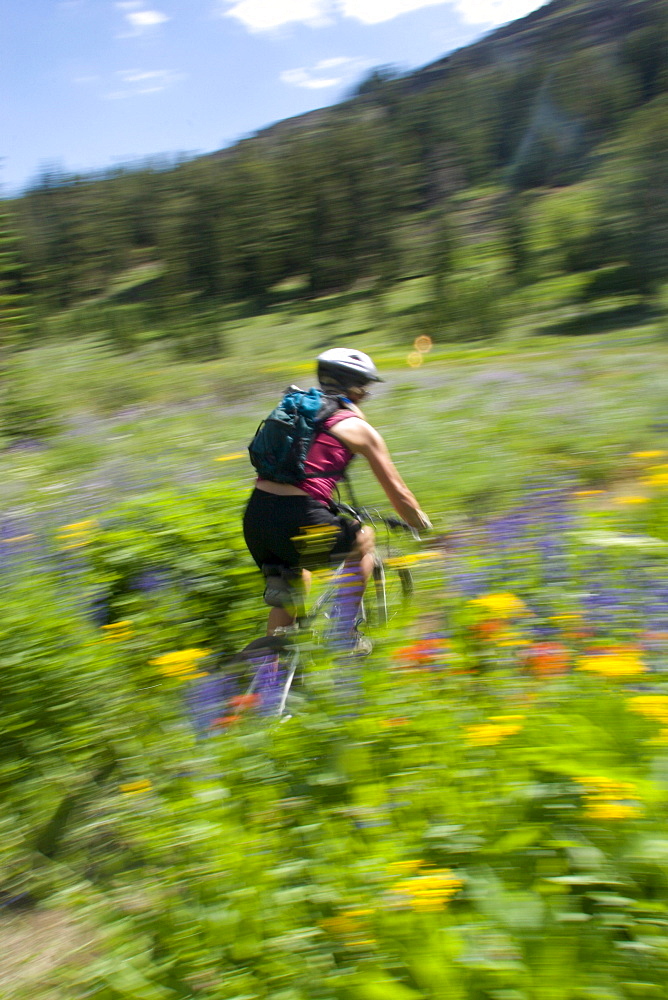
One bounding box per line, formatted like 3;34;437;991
0;200;31;358
595;95;668;294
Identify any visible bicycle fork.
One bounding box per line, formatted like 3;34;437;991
244;636;301;717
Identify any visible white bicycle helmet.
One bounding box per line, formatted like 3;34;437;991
316;348;383;386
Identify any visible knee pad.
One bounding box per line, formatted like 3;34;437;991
262;566;303;610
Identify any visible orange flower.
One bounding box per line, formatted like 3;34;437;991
228;693;260;711
394;638;446;668
524;642;571;676
212;714;243;728
471;618;504;640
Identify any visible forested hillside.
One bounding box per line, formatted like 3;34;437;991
2;0;668;358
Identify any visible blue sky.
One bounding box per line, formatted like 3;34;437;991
1;0;549;194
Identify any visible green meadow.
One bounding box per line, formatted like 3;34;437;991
4;275;668;998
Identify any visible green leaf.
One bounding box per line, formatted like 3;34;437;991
344;973;425;1000
488;825;542;854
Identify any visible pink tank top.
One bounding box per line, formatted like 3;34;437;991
300;410;356;504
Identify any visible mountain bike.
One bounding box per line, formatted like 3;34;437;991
188;504;426;729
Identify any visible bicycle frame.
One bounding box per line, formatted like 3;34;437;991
185;503;426;730
243;507;419;716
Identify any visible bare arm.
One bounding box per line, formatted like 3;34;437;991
329;416;431;530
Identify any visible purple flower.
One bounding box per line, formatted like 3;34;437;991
185;673;234;734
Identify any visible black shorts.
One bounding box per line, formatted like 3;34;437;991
243;488;361;571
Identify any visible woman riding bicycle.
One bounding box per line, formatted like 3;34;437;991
243;348;431;641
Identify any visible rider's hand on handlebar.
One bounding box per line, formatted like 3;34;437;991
394;508;432;536
411;509;432;531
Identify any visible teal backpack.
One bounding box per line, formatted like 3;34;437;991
248;386;343;485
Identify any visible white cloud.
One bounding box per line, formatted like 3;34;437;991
281;68;340;89
104;68;183;98
221;0;330;32
127;9;169;26
218;0;546;31
280;55;368;90
115;2;170;34
317;56;351;69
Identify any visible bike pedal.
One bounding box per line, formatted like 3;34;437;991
353;635;373;656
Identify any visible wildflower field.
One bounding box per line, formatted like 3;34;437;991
4;329;668;999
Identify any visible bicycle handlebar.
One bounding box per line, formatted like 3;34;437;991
333;502;422;540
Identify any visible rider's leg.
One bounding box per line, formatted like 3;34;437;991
266;527;375;642
329;526;375;652
267;569;311;635
348;525;375;581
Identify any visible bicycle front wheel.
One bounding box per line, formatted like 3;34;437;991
372;556;413;627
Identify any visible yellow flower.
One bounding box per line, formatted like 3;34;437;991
319;909;375;947
576;647;646;678
465;714;524;747
495;628;531;648
551;612;582;625
387;860;424;877
469;592;527;619
631;451;667;460
150;648;211;679
572;490;604;498
615;496;648;505
57;519;97;549
577;776;642;821
627;694;668;724
391;868;463;913
120;779;152;795
627;697;668;746
385;551;441;567
643;470;668;488
585;800;641;820
101;620;133;641
215;452;246;462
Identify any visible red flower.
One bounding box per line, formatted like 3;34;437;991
524;642;571;676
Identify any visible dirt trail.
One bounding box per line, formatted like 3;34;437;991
0;909;96;999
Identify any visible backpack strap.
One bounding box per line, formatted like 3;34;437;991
298;401;356;481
